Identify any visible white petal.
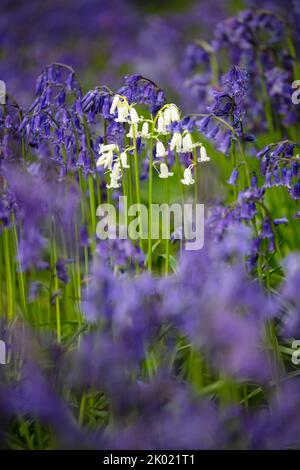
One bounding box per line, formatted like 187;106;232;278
182;133;193;153
170;105;180;122
96;155;106;167
170;132;182;152
110;95;120;114
141;122;150;138
164;108;171;126
156;141;167;157
120;151;130;168
130;107;140;124
157;115;166;134
99;143;116;153
200;146;210;162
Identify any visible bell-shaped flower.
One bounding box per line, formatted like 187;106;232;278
97;150;114;169
106;176;121;189
227;167;239;186
120;151;130;169
115;104;128;123
99;143;117;154
141;122;150;138
157;115;167;135
110;95;120;115
164;108;172;126
181;166;195;185
156;141;168;157
170;132;182;152
170;104;180;122
111;161;122;179
158;162;173;179
182;133;194;153
198;145;210;162
129;107;140;124
126;124;138;139
107;162;122;189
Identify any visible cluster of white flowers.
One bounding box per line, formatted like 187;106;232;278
97;95;148;189
96;95;210;189
96;143;124;189
153;105;210;185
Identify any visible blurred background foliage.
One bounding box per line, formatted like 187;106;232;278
0;0;242;104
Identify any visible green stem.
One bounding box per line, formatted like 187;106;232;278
132;125;144;252
175;151;185;206
287;31;300;79
193;147;198;203
3;228;14;320
51;223;61;343
78;392;86;425
231;140;238;201
12;220;27;317
88;174;96;238
164;156;170;276
147;121;155;272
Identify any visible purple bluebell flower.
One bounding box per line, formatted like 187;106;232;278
227;167;239;186
118;75;165;114
56;258;73;284
222;66;249;106
261;219;273;239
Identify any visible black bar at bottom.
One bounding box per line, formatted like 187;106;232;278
0;450;298;465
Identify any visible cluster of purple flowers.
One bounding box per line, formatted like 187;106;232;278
0;63;168;270
184;8;300;151
257;141;300;198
